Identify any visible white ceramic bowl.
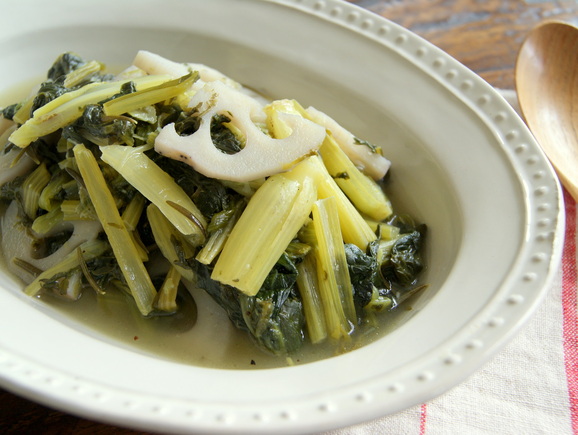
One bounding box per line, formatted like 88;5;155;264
0;0;564;434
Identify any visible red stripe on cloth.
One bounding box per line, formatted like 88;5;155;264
562;188;578;434
419;403;427;435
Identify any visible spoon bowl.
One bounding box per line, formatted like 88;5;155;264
516;20;578;201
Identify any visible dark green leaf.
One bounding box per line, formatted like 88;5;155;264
62;104;136;147
2;103;20;121
210;114;243;154
381;225;426;287
47;53;86;81
153;154;234;220
188;254;305;356
345;243;378;309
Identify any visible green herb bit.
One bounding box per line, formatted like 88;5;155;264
47;53;88;81
364;288;393;314
353;136;380;154
210;113;244;154
77;247;106;295
2;103;20;121
12;258;43;277
40;268;84;300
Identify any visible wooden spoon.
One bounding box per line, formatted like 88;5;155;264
516;21;578;202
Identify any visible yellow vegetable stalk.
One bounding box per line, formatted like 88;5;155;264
9;74;171;148
12;97;34;125
308;155;377;250
102;72;198;117
127;230;149;262
73;144;157;315
196;200;245;266
211;159;317;296
296;253;327;344
154;265;181;313
22;162;50;219
38;171;69;212
147;203;196;282
122;194;149;262
61;199;96;221
364;221;400;241
311;197;356;339
99;145;207;246
264;100;376;250
264;99;308;139
63;60;104;88
31;207;63;235
121;194;146;231
319;133;392;221
24;239;109;297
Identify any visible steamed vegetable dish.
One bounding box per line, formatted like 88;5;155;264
0;52;426;361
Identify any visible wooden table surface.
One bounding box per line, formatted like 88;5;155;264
2;1;578;434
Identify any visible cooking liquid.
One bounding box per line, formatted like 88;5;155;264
23;276;390;370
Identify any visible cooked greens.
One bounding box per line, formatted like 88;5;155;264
0;52;427;361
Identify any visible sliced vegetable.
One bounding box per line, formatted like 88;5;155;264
102;72;198;116
0;51;428;361
310;197;355;339
22;162;50;219
154;265;181;313
146;203;196;281
296;253;327;344
319;133;392;221
73;143;157;315
154;81;326;182
24;239;109;297
100;144;207;245
307;155;377;250
211;158;317;295
306;106;391;180
9;74;171;148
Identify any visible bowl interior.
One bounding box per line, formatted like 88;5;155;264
0;20;470;365
0;2;555;433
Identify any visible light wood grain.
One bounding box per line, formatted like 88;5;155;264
516;21;578;201
350;0;578;89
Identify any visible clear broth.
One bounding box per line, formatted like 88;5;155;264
31;282;398;370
